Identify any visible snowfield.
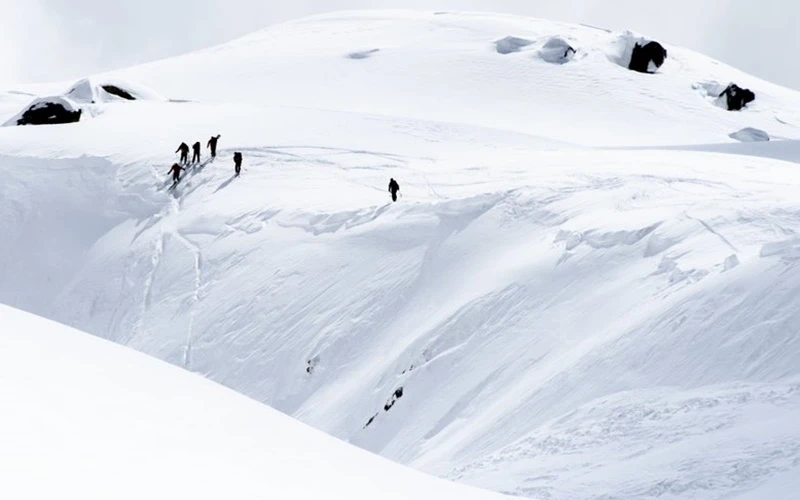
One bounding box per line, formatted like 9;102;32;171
1;10;800;500
0;304;510;500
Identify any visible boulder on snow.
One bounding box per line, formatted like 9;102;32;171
729;127;769;142
102;85;136;100
4;96;82;126
608;32;667;74
538;37;576;64
719;83;756;111
628;41;667;73
65;77;164;104
495;36;533;54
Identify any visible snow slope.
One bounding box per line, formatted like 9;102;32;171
2;10;800;500
0;304;510;500
110;10;800;147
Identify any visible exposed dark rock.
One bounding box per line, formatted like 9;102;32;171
306;355;320;375
628;41;667;73
16;101;82;126
720;83;756;111
102;85;136;100
383;387;404;411
364;387;405;428
364;413;378;428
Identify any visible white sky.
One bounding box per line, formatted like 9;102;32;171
1;0;798;90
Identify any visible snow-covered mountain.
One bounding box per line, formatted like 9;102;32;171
0;304;510;500
1;10;800;499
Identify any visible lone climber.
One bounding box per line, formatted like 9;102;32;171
176;142;190;165
388;178;400;202
207;134;220;158
168;163;185;188
192;141;201;164
233;152;243;176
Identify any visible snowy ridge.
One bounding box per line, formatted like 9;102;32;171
110;10;800;147
2;10;800;500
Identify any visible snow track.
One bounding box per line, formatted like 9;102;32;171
172;230;204;370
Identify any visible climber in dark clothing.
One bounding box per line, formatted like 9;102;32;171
207;135;220;158
176;142;190;165
233;152;243;176
168;163;184;188
191;142;201;164
388;178;400;202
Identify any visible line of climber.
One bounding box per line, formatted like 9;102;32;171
167;135;401;203
168;135;243;189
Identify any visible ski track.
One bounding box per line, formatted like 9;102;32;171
685;212;740;253
172;230;204;371
137;230;165;340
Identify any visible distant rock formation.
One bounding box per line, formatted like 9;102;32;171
629;41;667;73
306;355;320;374
4;77;166;127
66;77;164;104
9;97;82;126
539;37;576;64
102;85;136;100
720;83;756;111
383;387;404;411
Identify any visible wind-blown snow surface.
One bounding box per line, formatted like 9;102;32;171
2;10;800;500
0;304;509;500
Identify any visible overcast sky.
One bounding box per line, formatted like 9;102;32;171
1;0;798;90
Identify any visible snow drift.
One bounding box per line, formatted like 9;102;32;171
538;37;576;64
495;36;533;55
730;127;770;142
66;77;165;103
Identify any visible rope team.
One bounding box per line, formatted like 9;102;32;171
168;135;400;202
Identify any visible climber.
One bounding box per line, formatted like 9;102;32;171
192;141;201;164
176;142;189;165
168;163;185;189
207;134;220;158
233;152;243;176
388;178;400;202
